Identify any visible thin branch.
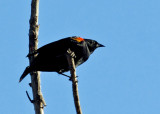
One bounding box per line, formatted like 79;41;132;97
66;49;82;114
28;0;46;114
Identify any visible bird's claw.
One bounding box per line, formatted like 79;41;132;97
69;76;79;81
67;49;76;58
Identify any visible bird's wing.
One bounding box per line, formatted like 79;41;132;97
27;37;85;57
27;38;70;57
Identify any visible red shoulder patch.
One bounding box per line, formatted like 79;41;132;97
71;37;84;42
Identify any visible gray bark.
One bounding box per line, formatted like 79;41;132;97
28;0;46;114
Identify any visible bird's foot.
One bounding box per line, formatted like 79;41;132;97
67;49;76;58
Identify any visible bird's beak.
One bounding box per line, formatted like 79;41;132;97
98;43;105;47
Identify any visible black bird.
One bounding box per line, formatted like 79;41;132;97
19;36;104;82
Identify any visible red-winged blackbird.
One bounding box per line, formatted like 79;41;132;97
19;36;104;82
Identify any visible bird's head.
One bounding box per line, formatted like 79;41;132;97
85;39;105;53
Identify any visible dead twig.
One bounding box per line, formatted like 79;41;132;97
66;49;82;114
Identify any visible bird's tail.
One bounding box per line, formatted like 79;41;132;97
19;66;31;82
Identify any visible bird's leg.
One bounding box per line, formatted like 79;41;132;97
59;73;71;78
60;73;72;81
58;72;78;81
58;49;78;81
26;91;35;103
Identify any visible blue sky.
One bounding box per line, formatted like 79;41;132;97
0;0;160;114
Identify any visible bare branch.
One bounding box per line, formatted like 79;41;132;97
66;49;82;114
28;0;46;113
